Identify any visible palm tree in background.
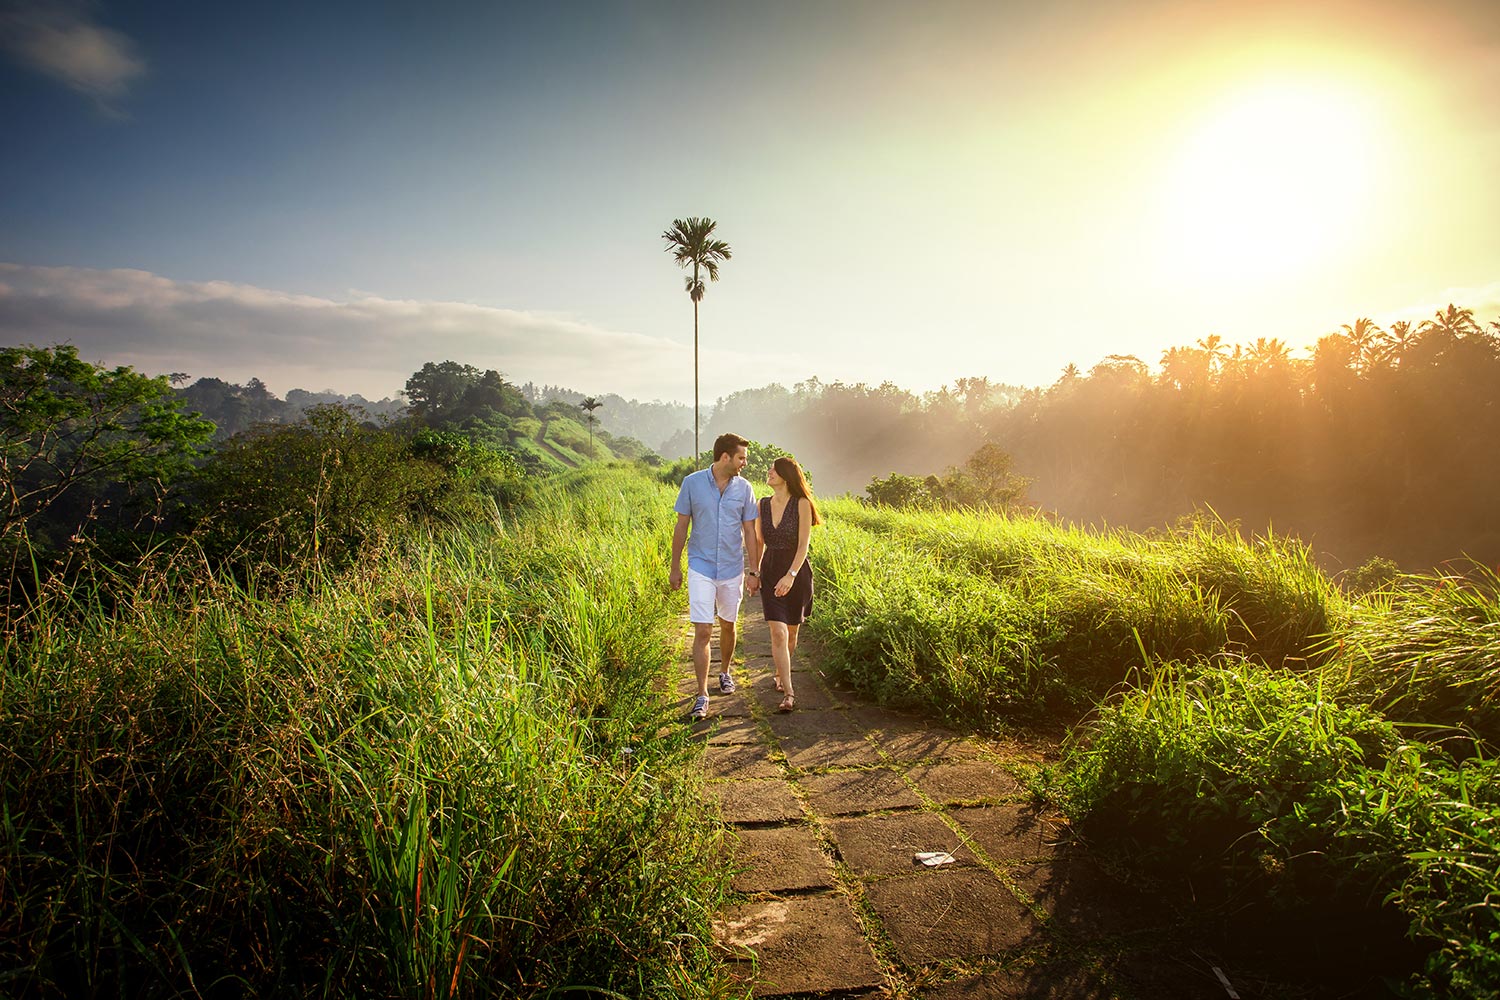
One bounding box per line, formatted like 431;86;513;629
1381;320;1418;367
662;217;732;458
578;396;603;453
1341;317;1384;372
1421;303;1480;341
1196;334;1228;378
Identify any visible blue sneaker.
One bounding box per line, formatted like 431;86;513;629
690;695;709;720
718;672;737;695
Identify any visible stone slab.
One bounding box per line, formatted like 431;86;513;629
753;675;839;711
864;868;1041;965
950;805;1063;865
844;705;928;734
714;778;805;825
729;825;838;894
706;743;782;780
767;708;859;741
905;760;1023;805
826;811;979;879
780;735;884;771
676;689;755;721
716;894;884;996
798;768;921;816
707;716;765;746
878;730;985;764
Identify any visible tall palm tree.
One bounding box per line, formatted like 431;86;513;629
662;217;731;458
1420;303;1480;341
1341;317;1384;372
1195;334;1228;379
1383;320;1418;366
578;396;603;453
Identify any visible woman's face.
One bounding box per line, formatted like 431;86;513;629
767;465;784;488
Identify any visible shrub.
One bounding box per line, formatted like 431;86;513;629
192;405;531;572
0;467;732;998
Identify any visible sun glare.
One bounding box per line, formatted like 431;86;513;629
1154;80;1385;284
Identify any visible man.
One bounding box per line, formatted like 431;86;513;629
670;432;761;720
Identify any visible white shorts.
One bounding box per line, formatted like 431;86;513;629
687;568;744;625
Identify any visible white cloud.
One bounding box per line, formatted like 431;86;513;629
0;262;805;402
1374;280;1500;328
0;2;145;105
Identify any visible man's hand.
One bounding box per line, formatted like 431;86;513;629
669;566;683;591
745;574;761;596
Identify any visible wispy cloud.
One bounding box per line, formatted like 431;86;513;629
0;263;800;402
1376;280;1500;328
0;2;146;108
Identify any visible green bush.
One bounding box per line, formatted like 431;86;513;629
0;467;733;998
192;405;524;570
1323;564;1500;747
1053;662;1500;998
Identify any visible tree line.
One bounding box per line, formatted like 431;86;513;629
0;348;636;596
689;305;1499;571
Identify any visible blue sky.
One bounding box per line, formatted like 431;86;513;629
2;0;1498;401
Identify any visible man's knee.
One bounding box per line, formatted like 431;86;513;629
694;623;714;643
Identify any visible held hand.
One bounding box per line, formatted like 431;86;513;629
669;566;683;591
745;575;761;596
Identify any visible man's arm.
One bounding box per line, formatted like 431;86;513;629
742;518;761;595
669;513;691;590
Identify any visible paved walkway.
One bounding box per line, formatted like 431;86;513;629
671;608;1272;1000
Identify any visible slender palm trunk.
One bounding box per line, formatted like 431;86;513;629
693;261;701;459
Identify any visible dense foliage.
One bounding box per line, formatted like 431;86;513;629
1;344;214;557
0;468;733;998
805;496;1500;997
686;305;1500;571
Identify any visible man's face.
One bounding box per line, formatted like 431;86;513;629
730;446;748;475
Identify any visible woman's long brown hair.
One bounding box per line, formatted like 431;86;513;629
773;456;822;525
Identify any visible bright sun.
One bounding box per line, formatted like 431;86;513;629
1155;80;1384;284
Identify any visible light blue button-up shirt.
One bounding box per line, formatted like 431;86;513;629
675;467;759;580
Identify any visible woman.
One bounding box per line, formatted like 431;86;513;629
754;456;822;712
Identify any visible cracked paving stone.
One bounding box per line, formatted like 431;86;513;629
864;868;1042;965
905;760;1022;804
706;743;782;780
798;767;921;816
729;825;837;894
715;894;884;996
714;778;804;825
950;804;1065;865
826;811;980;879
779;734;883;771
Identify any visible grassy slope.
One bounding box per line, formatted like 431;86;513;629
806;497;1500;998
0;468;736;999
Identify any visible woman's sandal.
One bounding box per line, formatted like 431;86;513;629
776;694;796;713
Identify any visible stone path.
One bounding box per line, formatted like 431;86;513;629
669;608;1313;1000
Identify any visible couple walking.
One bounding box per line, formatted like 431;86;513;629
669;433;821;720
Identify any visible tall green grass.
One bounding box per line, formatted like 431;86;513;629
0;467;735;998
811;498;1499;996
811;499;1342;725
1320;564;1500;746
1054;660;1499;998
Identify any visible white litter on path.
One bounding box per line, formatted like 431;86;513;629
913;851;955;867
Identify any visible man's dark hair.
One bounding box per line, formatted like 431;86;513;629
713;432;750;461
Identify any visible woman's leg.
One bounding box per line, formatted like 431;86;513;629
787;623;800;661
768;621;793;699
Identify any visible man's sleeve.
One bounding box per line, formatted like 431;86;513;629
674;477;693;517
743;484;759;522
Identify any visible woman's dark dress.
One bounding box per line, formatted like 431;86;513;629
759;495;814;625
